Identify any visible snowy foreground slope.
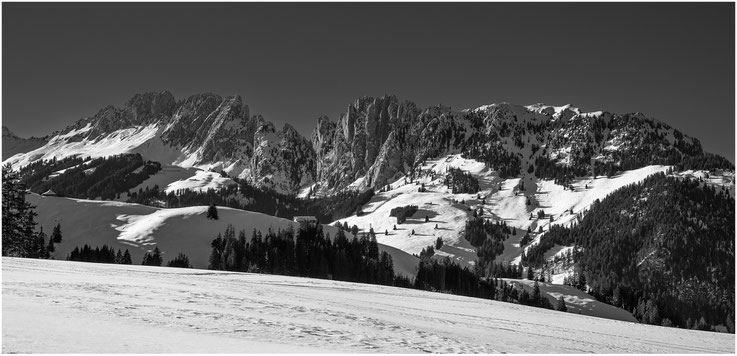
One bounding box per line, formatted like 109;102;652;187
26;194;418;277
3;258;733;354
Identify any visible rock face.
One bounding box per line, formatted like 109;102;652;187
311;100;711;194
311;96;427;192
4;91;716;195
251;120;316;194
86;91;176;138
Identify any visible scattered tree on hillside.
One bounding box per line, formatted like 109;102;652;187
46;233;55;253
556;296;568;312
206;203;219;220
390;205;418;224
51;223;62;243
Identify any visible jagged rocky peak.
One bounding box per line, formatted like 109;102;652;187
281;122;300;137
250;118;317;194
341;95;389;142
174;93;224;122
80;91;175;138
312;115;335;151
6;90;727;197
310;95;431;193
126;91;176;123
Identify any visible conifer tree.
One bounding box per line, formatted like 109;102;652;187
2;164;39;257
51;223;62;243
206;203;219;220
34;227;48;259
532;280;541;304
368;234;379;260
46;233;55;253
142;247;163;266
122;249;132;264
167;253;192;268
556;296;567;312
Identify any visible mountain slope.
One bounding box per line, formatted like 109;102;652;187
4;258;734;353
27;193;418;277
523;172;735;331
2;126;48;160
333;154;681;268
3;92;314;194
311;98;722;195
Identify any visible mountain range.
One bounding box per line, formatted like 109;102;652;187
3;90;726;196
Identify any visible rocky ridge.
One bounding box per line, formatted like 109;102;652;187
4;91;725;195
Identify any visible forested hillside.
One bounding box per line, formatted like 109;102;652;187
18;154;161;200
523;172;734;331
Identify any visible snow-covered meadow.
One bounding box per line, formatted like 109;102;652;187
25;194;419;278
3;258;733;353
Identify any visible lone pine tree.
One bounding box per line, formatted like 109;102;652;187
51;223;62;243
206;203;219;220
556;296;568;312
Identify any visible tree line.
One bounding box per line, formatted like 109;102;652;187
67;244;192;268
207;224;404;286
126;176;375;223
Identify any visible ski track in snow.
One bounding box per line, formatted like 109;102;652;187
2;258;733;354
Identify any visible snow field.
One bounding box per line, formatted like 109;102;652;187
3;258;733;354
4;124;160;169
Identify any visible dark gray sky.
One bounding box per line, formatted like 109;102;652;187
3;3;734;162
